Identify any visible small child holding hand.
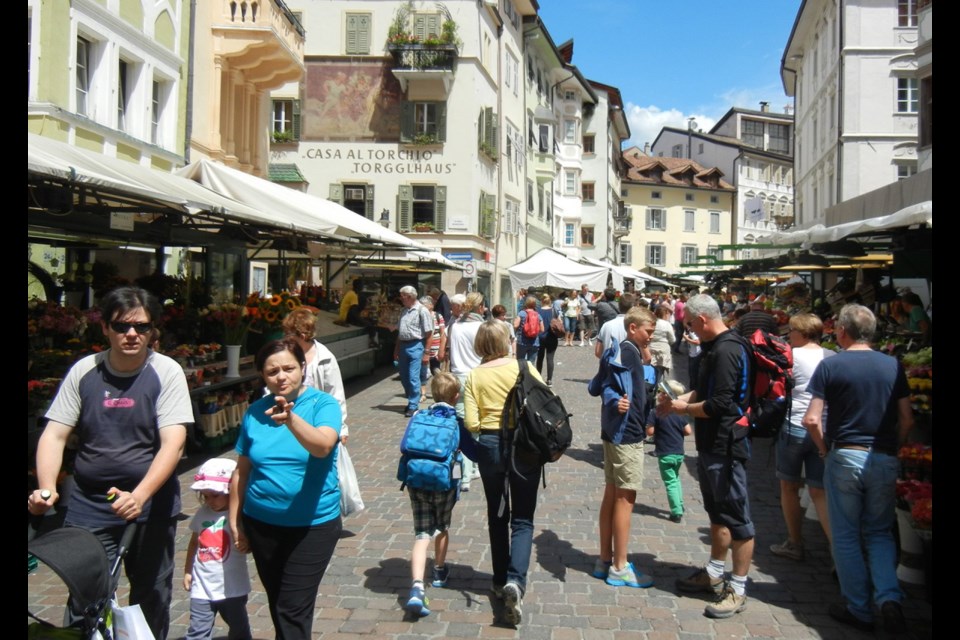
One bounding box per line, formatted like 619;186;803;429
184;457;252;640
645;380;692;523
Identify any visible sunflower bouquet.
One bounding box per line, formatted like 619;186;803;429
245;291;302;334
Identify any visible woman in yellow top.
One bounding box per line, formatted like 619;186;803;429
464;320;545;627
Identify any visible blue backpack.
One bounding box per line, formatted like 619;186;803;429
397;403;461;491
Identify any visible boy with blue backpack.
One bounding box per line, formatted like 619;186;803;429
397;372;478;617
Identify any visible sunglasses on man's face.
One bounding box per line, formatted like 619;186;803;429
110;321;154;335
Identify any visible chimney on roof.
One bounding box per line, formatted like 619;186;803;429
643;142;650;155
759;101;770;112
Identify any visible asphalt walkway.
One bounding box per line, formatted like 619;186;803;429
29;341;933;639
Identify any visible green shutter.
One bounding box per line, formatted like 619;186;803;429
398;185;412;232
482;193;496;238
413;14;426;40
477;108;484;147
437;102;447;142
329;184;342;205
346;14;358;54
364;184;375;220
400;101;414;142
434;186;446;231
427;15;440;38
357;15;370;54
292;100;301;140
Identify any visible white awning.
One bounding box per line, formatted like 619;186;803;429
177;159;427;251
28;132;269;223
756;201;932;248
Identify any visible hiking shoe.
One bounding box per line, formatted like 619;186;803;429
828;603;873;632
431;565;449;588
769;539;805;561
591;558;612;579
676;567;724;594
502;582;523;626
605;562;654;588
405;585;430;617
704;585;747;618
669;513;683;523
880;600;907;634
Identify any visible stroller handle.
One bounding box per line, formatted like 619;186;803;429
110;521;139;578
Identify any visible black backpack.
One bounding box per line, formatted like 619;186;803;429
501;360;573;467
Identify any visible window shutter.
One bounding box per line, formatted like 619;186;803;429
292;100;301;140
398;185;412;232
357;15;370;54
482;193;496;238
413;15;427;40
437;102;447;142
426;15;440;38
484;107;495;152
346;15;358;54
364;184;375;219
329;184;343;205
478;109;484;147
434;186;446;231
400;101;414;142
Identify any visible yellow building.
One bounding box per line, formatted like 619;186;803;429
620;147;736;279
190;0;305;176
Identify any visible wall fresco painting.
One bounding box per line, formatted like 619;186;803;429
303;61;402;140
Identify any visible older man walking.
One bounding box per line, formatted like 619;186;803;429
394;285;434;417
658;293;754;619
802;304;913;634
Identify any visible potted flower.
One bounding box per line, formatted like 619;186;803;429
201;303;251;347
245;291;303;338
412;221;435;232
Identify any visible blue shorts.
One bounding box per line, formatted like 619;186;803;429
563;316;577;333
696;451;754;540
774;423;825;488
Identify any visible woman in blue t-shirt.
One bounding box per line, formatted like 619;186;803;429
230;338;342;640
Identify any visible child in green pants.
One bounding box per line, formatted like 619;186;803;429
645;379;692;523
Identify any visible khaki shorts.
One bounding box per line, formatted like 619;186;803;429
602;440;644;490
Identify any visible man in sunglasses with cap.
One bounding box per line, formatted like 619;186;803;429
29;285;193;640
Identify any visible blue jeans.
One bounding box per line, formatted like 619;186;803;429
398;340;424;411
477;433;541;594
516;343;538;363
824;448;902;622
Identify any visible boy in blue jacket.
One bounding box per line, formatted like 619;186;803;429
587;307;656;588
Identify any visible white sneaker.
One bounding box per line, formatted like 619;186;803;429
502;582;523;626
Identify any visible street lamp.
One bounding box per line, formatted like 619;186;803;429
379;208;390;228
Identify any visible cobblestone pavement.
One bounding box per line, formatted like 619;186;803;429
29;342;933;639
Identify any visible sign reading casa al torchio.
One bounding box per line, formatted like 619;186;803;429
304;147;455;175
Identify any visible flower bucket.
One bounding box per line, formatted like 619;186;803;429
225;345;242;379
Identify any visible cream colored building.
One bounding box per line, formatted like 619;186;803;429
781;0;919;228
268;0;538;308
189;0;305;177
620;148;736;278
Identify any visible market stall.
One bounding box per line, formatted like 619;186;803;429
508;247;609;292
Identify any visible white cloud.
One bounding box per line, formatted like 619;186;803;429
623;104;716;152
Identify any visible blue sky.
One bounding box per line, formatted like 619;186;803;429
536;0;802;150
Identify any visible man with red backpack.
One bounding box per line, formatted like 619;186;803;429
512;295;544;364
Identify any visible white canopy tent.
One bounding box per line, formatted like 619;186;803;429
579;257;675;290
508;248;608;292
177;159;427;252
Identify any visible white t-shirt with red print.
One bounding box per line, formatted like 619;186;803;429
188;505;251;601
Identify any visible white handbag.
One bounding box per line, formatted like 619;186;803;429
111;599;156;640
337;444;365;518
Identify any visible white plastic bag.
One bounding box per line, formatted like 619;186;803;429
338;444;365;517
111;599;156;640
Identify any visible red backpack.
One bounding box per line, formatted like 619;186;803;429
521;310;540;339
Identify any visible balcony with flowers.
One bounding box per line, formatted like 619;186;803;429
386;6;460;94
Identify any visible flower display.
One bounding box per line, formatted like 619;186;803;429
245;291;302;333
896;479;933;530
201;303;250;345
28;299;88;342
28;378;62;416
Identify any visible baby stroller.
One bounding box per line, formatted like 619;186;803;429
28;521;136;639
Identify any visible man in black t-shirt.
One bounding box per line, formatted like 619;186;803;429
736;302;778;337
658;294;753;620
